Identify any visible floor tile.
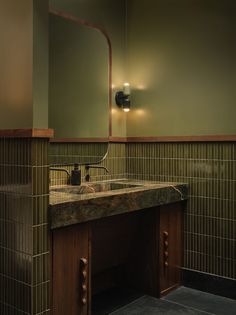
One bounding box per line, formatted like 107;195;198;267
163;287;236;315
110;295;208;315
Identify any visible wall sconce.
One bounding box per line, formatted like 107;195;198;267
115;83;131;112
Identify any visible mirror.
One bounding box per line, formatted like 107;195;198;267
48;2;111;165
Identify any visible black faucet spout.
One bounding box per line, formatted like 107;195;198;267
85;165;109;173
85;165;109;182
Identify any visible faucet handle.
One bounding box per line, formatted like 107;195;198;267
85;165;90;182
85;174;90;182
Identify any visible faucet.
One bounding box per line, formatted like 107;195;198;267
50;143;110;183
85;164;109;182
50;164;81;185
50;167;71;184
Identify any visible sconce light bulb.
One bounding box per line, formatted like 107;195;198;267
123;108;130;113
123;82;130;95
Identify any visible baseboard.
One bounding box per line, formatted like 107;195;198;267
183;269;236;300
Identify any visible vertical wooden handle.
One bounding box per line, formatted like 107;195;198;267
163;231;169;269
80;258;88;306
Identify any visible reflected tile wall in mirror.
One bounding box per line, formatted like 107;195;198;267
49;142;127;186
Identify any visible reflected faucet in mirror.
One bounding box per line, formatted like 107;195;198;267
49;144;110;185
50;167;71;184
50;163;109;184
50;163;82;185
85;165;109;182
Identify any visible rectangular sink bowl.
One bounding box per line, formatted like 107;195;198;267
50;181;142;195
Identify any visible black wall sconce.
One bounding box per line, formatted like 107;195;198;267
115;83;131;112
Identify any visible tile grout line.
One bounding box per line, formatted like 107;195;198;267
161;298;216;315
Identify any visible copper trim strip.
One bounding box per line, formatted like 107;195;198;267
50;135;236;143
0;129;54;138
111;135;236;143
50;138;109;143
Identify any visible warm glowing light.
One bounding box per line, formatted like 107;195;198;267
137;84;146;90
123;82;130;95
135;109;145;115
123;108;130;113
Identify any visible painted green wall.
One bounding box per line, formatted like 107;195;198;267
49;0;127;137
49;14;109;138
0;0;48;129
0;0;33;128
2;0;234;136
33;0;49;129
127;0;236;136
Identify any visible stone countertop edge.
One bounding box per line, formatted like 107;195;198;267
49;181;188;230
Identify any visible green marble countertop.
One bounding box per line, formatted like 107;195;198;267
49;179;188;229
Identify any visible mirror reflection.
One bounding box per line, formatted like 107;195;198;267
49;12;109;139
48;2;111;167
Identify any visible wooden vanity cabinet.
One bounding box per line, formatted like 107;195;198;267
51;201;185;315
125;202;184;298
52;223;91;315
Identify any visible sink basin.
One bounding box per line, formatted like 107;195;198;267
50;181;142;195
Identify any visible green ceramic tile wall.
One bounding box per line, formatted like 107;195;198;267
0;137;50;314
3;139;234;314
126;142;236;280
49;141;236;280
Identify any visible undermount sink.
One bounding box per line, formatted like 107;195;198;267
50;181;142;195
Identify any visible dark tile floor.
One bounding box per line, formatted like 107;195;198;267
163;287;236;315
110;295;208;314
106;287;236;315
92;287;143;315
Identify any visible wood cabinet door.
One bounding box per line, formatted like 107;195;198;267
52;223;91;315
159;202;183;296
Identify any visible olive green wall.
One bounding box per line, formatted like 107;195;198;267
2;1;235;136
0;0;48;129
0;0;33;128
49;0;127;137
33;0;49;129
126;0;236;136
49;14;109;138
